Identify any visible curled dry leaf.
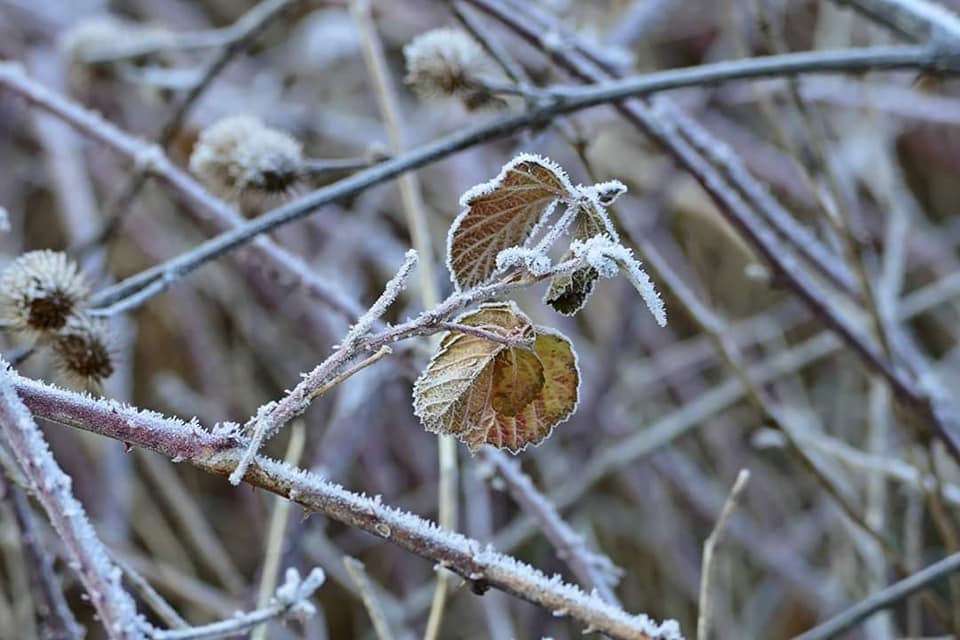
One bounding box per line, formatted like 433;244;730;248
413;302;579;453
544;196;620;316
447;154;576;290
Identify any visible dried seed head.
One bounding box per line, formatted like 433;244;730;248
403;28;501;108
189;116;303;200
51;317;115;391
0;251;90;335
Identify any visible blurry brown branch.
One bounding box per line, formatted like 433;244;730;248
795;550;960;640
11;370;679;640
76;43;960;315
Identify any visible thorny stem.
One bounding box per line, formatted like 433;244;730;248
10;371;679;640
229;255;583;484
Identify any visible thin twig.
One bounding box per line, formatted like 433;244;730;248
794;550;960;640
696;470;750;640
45;43;960;313
153;568;325;640
251;422;306;640
478;447;624;604
344;557;397;640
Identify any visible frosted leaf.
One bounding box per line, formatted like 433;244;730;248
570;238;667;327
413;305;579;453
464;328;579;453
544;197;618;316
447;154;576;290
413;303;534;438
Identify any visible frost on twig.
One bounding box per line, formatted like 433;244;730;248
341;249;418;346
570;237;667;327
230;251;417;485
0;362;148;639
11;370;682;640
153;567;325;640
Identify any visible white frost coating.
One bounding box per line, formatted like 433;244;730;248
231;251;417;484
342;249;418;347
495;247;553;276
456;153;576;209
447;153;576;290
9;355;683;639
154;567;325;639
254;457;682;640
570;237;667;328
0;207;9;233
580;180;627;207
0;363;148;638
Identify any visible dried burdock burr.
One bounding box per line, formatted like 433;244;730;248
0;250;90;335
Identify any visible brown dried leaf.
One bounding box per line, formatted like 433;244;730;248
465;329;579;453
490;347;544;416
544;197;618;316
412;303;533;437
413;304;579;454
447;154;575;290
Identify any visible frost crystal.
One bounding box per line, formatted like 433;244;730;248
496;247;552;276
570;237;667;327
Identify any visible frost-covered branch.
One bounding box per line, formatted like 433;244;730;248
0;364;148;639
11;370;681;640
1;474;85;639
478;448;624;604
231;250;417;484
229;255;585;486
152;568;323;640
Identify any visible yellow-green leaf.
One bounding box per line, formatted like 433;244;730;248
490;347;544;416
464;329;579;453
412;303;532;436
